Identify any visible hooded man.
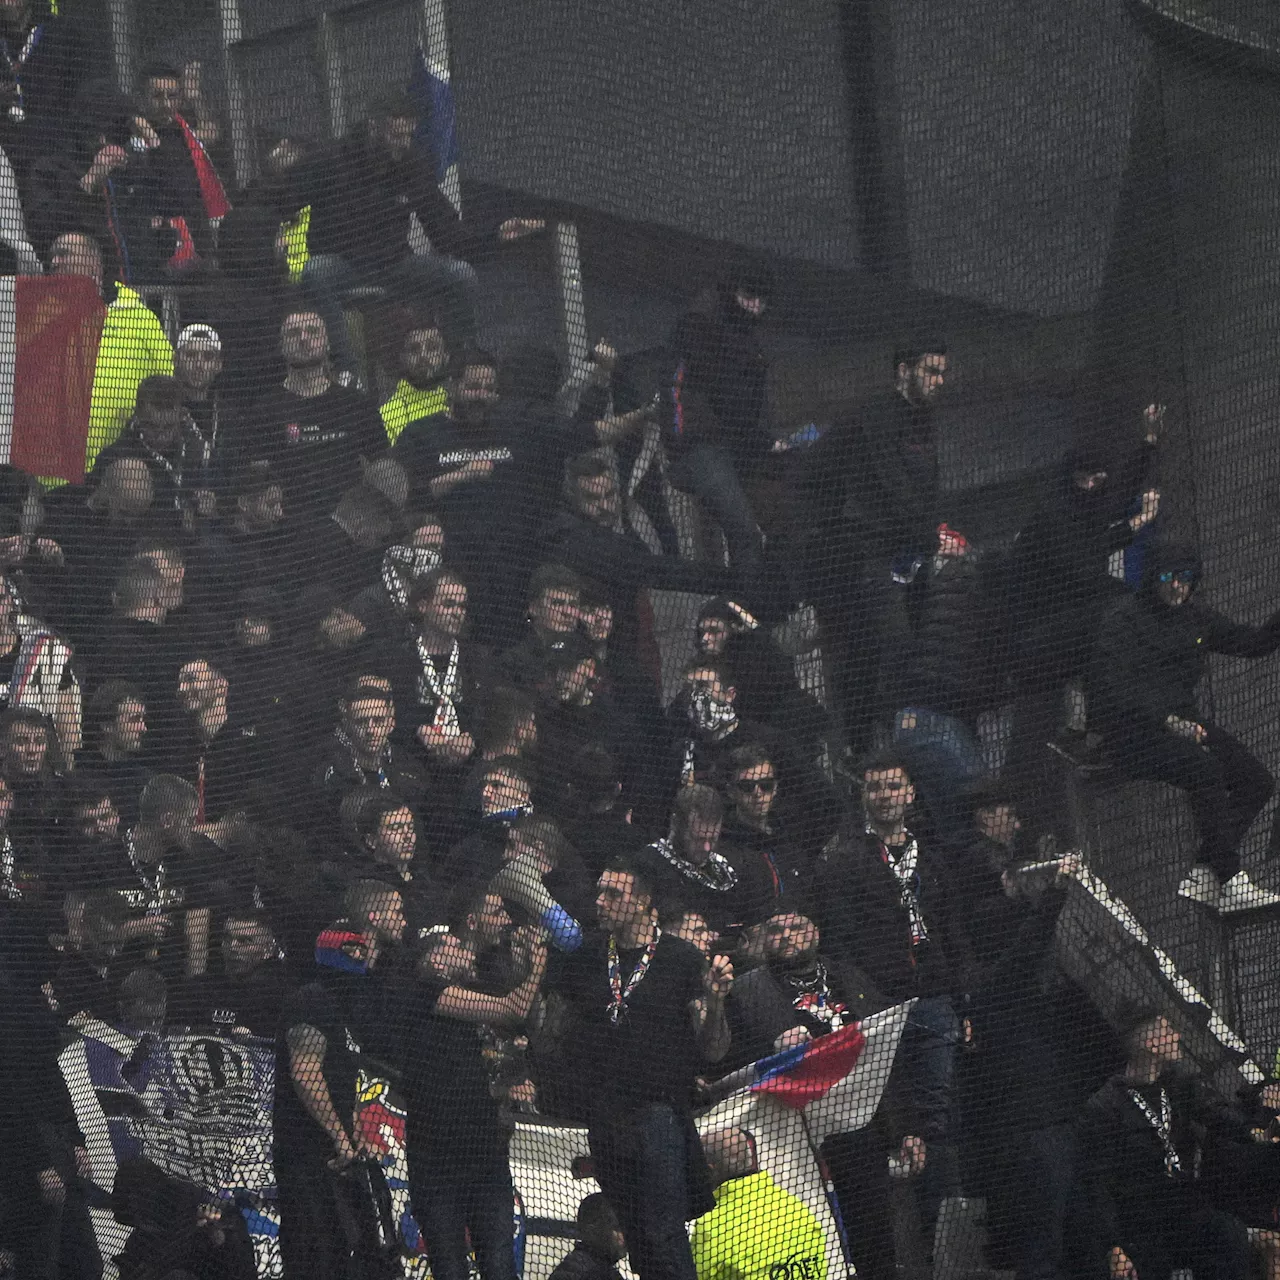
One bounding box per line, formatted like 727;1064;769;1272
1088;543;1280;913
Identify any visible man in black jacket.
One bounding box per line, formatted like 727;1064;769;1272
810;749;966;1228
884;522;1004;830
1077;1009;1256;1280
1088;543;1280;914
279;89;543;372
807;341;947;751
549;1194;628;1280
726;909;918;1280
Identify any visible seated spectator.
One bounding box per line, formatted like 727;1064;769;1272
692;1128;828;1280
80;680;150;826
1088;543;1280;913
381;321;450;445
274;879;405;1279
549;1194;629;1280
92;373;208;520
812;750;967;1229
1078;1009;1257;1280
313;677;428;830
169;909;287;1038
127;61;229;267
47;230;175;475
229;307;385;520
548;856;731;1280
396;924;547;1280
165;653;267;822
269;88;542;370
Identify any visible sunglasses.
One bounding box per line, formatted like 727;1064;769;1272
1158;570;1196;586
733;777;777;795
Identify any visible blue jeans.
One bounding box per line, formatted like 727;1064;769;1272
408;1150;516;1280
667;443;763;583
900;995;962;1225
302;251;480;372
892;706;987;828
590;1103;699;1280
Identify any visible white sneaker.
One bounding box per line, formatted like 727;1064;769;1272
1177;864;1222;907
1219;870;1280;915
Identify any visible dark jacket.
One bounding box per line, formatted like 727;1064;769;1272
1078;1067;1248;1255
548;1244;625;1280
1089;546;1280;736
816;389;938;561
270;133;490;270
665;288;769;460
726;956;885;1067
885;550;1004;720
809;821;959;1005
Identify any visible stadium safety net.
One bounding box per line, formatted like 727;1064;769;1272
0;0;1278;1277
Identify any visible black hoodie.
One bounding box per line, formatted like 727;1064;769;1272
1088;543;1280;734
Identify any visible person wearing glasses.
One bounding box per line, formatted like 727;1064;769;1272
719;741;812;896
1088;543;1280;914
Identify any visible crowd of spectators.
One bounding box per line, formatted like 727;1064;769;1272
0;9;1278;1279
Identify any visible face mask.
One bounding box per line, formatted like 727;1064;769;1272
689;689;737;735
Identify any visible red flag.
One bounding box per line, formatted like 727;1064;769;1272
1;276;105;483
751;1024;867;1110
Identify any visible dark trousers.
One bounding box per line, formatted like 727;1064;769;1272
1101;722;1274;879
275;1149;350;1280
1005;1123;1077;1280
407;1148;516;1280
667;444;764;586
1126;1203;1253;1280
822;1127;896;1280
589;1102;699;1280
900;994;962;1227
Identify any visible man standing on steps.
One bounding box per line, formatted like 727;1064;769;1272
551;856;733;1280
1088;543;1280;915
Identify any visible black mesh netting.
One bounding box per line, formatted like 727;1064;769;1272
0;0;1278;1277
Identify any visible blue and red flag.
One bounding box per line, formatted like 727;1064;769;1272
748;1025;867;1110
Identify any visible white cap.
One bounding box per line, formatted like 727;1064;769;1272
176;323;222;352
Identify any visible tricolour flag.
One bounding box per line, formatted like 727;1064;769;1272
0;276;105;484
750;1025;868;1109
